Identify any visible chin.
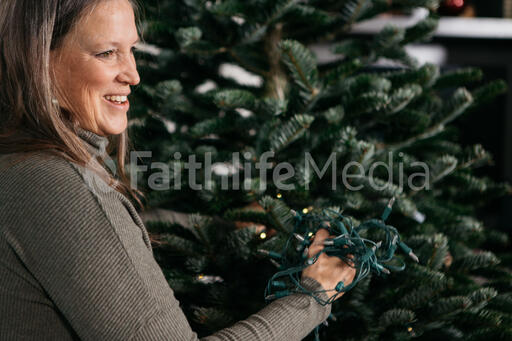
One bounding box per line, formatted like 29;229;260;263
99;115;128;136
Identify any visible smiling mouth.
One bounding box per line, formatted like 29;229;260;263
104;95;128;104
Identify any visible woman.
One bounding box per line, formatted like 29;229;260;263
0;0;356;340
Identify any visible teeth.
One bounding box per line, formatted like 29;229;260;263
105;95;127;103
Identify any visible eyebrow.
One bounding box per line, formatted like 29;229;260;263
105;37;141;47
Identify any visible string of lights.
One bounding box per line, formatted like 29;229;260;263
259;197;419;339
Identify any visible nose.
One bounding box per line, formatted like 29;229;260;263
117;53;140;86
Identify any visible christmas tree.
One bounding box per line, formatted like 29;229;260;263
126;0;512;339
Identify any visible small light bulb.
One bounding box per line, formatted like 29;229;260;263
302;208;308;214
259;232;267;239
276;193;282;198
198;274;204;279
308;232;313;237
407;327;413;332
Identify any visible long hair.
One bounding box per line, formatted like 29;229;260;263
0;0;145;210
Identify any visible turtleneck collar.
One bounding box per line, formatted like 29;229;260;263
76;126;109;156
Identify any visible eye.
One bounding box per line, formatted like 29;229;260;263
96;50;114;58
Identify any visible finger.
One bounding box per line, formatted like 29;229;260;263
312;228;329;242
309;229;329;250
337;243;355;266
308;229;329;256
307;243;323;258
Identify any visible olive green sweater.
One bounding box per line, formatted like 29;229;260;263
0;128;330;340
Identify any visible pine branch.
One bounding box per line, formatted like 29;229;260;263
333;0;369;34
259;196;294;233
213;89;258;110
241;0;302;44
433;67;483;89
227;49;270;77
381;88;473;153
269;114;315;153
452;252;500;272
402;14;439;45
378;309;416;329
279;39;320;97
430;296;472;316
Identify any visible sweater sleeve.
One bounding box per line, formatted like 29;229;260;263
1;154;330;341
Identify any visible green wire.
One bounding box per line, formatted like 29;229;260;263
262;197;419;321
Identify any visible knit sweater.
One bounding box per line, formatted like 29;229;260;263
0;128;331;341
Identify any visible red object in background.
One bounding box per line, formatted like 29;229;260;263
439;0;468;16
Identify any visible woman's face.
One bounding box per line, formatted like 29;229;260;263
51;0;140;136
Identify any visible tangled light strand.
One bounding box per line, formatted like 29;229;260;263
260;198;419;339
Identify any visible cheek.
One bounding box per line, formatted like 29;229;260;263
54;59;116;124
73;63;115;95
58;59;115;100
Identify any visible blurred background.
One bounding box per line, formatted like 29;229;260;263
131;2;512;337
344;0;512;231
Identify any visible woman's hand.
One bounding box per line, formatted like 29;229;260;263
301;228;356;301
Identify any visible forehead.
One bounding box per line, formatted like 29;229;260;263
75;0;138;45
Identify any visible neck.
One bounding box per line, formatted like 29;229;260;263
76;126;109;156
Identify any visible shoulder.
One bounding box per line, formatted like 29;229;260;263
0;151;124;248
0;151;102;207
1;151;80;184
